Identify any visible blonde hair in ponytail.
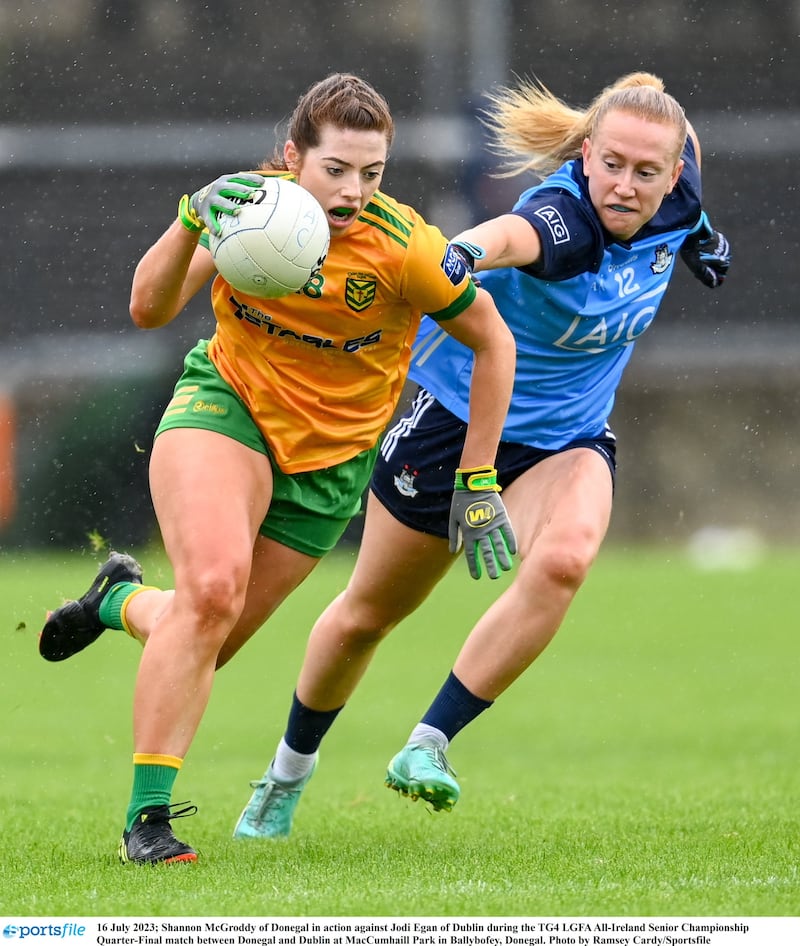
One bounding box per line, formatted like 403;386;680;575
482;72;687;178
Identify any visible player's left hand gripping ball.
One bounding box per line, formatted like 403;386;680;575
449;466;518;580
178;172;265;235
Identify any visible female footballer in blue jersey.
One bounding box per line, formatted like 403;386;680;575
231;71;731;836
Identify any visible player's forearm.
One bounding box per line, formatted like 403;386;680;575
459;326;515;469
454;214;541;272
129;219;208;329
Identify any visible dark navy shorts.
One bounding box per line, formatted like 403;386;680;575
371;388;617;539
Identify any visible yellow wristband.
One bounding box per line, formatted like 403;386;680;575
177;193;204;233
454;466;501;492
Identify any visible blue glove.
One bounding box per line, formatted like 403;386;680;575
680;212;731;288
178;172;265;235
448;239;487;272
442;239;487;288
448;466;517;580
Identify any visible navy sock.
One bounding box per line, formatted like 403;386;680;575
420;671;493;742
284;691;343;755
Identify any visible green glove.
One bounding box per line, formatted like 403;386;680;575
448;466;517;580
177;172;265;235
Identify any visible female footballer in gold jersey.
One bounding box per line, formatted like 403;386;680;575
39;73;516;864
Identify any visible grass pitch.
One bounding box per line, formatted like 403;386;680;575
0;544;797;917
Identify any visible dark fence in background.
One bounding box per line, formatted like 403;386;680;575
2;0;798;549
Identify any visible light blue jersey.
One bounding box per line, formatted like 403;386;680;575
409;141;704;449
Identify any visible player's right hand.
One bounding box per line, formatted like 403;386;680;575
178;172;265;235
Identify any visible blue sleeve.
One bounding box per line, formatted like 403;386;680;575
510;190;605;281
681;133;702;202
644;135;704;235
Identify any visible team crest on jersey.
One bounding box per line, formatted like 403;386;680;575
345;273;377;312
650;243;673;275
393;464;419;498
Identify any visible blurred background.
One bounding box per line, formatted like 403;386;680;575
1;0;798;553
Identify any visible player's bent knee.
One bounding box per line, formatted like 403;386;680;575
338;601;407;644
177;569;250;629
529;538;599;591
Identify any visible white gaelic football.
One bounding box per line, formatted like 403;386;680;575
209;177;330;298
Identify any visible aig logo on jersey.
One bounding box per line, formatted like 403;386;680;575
464;499;496;529
534;205;570;245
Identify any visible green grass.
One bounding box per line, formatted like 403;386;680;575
0;544;797;917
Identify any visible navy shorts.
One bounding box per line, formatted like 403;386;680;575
371;388;617;539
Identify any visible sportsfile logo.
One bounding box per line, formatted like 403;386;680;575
3;923;86;939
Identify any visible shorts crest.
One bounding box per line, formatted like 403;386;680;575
393;464;419;498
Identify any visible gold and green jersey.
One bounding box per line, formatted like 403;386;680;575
206;183;476;473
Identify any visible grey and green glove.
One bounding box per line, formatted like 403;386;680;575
448;466;517;580
177;172;265;235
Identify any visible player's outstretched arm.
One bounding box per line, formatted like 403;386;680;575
449;213;544;273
